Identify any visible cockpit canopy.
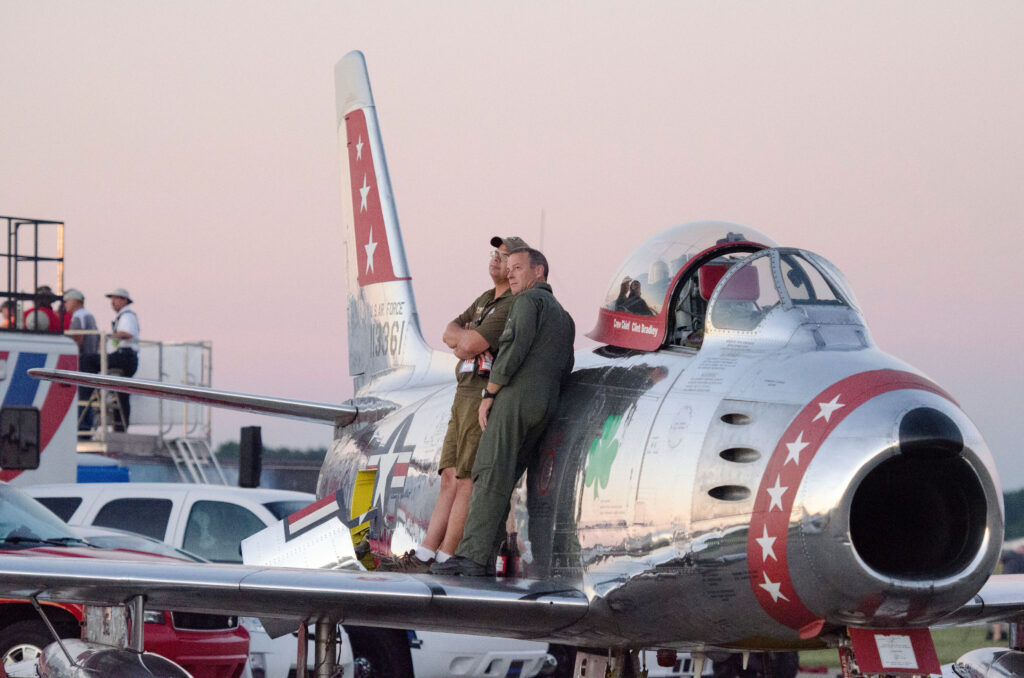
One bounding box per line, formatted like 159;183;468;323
705;248;861;334
588;221;777;350
590;222;863;351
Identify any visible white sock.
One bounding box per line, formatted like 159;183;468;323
435;550;452;563
414;546;436;562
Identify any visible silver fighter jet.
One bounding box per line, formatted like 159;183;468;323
13;51;1024;678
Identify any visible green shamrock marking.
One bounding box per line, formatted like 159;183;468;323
585;414;622;499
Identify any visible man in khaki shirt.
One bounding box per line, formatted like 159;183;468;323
378;235;528;572
433;247;575;576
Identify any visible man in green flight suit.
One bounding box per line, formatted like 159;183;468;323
432;247;575;576
379;235;528;572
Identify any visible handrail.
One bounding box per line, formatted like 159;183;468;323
0;216;65;318
67;329;212;447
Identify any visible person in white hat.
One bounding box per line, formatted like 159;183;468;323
105;288;140;431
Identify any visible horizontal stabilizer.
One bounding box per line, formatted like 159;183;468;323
29;368;357;426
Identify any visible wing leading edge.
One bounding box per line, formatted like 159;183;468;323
935;574;1024;626
0;554;589;640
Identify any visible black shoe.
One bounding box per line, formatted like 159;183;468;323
377;550;433;573
429;556;487;576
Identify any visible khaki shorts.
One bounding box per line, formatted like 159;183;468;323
439;390;483;479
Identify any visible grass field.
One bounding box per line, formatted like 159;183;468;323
798;625;1009;669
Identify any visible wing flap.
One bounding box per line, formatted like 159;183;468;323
28;368;358;426
0;555;589;639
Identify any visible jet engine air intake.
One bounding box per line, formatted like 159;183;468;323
849;409;986;580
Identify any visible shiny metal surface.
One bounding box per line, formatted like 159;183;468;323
38;639;192;677
0;555;589;639
939;575;1024;626
951;649;1024;678
18;239;1009;650
29;367;359;425
129;595;144;652
10;50;1016;658
316;241;1005;648
314;621;337;678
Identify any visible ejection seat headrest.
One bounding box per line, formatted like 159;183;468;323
698;264;760;302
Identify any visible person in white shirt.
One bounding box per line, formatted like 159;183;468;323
106;287;140;431
64;289;100;431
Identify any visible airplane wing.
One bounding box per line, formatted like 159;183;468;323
28;368;364;426
5;553;1024;645
935;573;1024;626
0;554;589;641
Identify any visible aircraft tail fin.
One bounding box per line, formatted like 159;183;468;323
335;52;447;394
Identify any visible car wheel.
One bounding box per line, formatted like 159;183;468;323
0;620;56;667
547;644;577;678
345;627;412;678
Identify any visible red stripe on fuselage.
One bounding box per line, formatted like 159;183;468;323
746;369;955;630
289;494;337;524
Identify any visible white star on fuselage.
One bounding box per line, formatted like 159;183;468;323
812;394;845;423
785;431;810;466
356;135;364;161
364;229;378;274
766;476;788;511
359;174;371;212
370;454;397;508
756;525;778;561
759;572;789;603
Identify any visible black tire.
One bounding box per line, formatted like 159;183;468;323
0;619;59;667
345;626;413;678
547;644;577;678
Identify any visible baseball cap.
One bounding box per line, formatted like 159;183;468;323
490;235;530;252
63;288;84;301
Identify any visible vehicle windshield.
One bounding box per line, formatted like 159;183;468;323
0;484;81;546
74;529;203;562
264;500;313;520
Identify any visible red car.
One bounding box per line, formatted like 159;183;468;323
0;482;250;678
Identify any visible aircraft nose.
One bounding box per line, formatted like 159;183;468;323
788;387;1003;627
849;406;984;581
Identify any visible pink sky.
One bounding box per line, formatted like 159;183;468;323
2;2;1022;487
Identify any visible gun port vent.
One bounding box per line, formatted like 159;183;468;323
849;455;986;579
708;485;752;501
721;413;752;425
719;447;761;463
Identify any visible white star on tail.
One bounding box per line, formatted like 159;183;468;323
766;476;788;511
364;228;378;273
785;431;810;466
756;525;777;562
812;394;844;423
359;174;371;212
759;572;789;603
356;135;364;160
